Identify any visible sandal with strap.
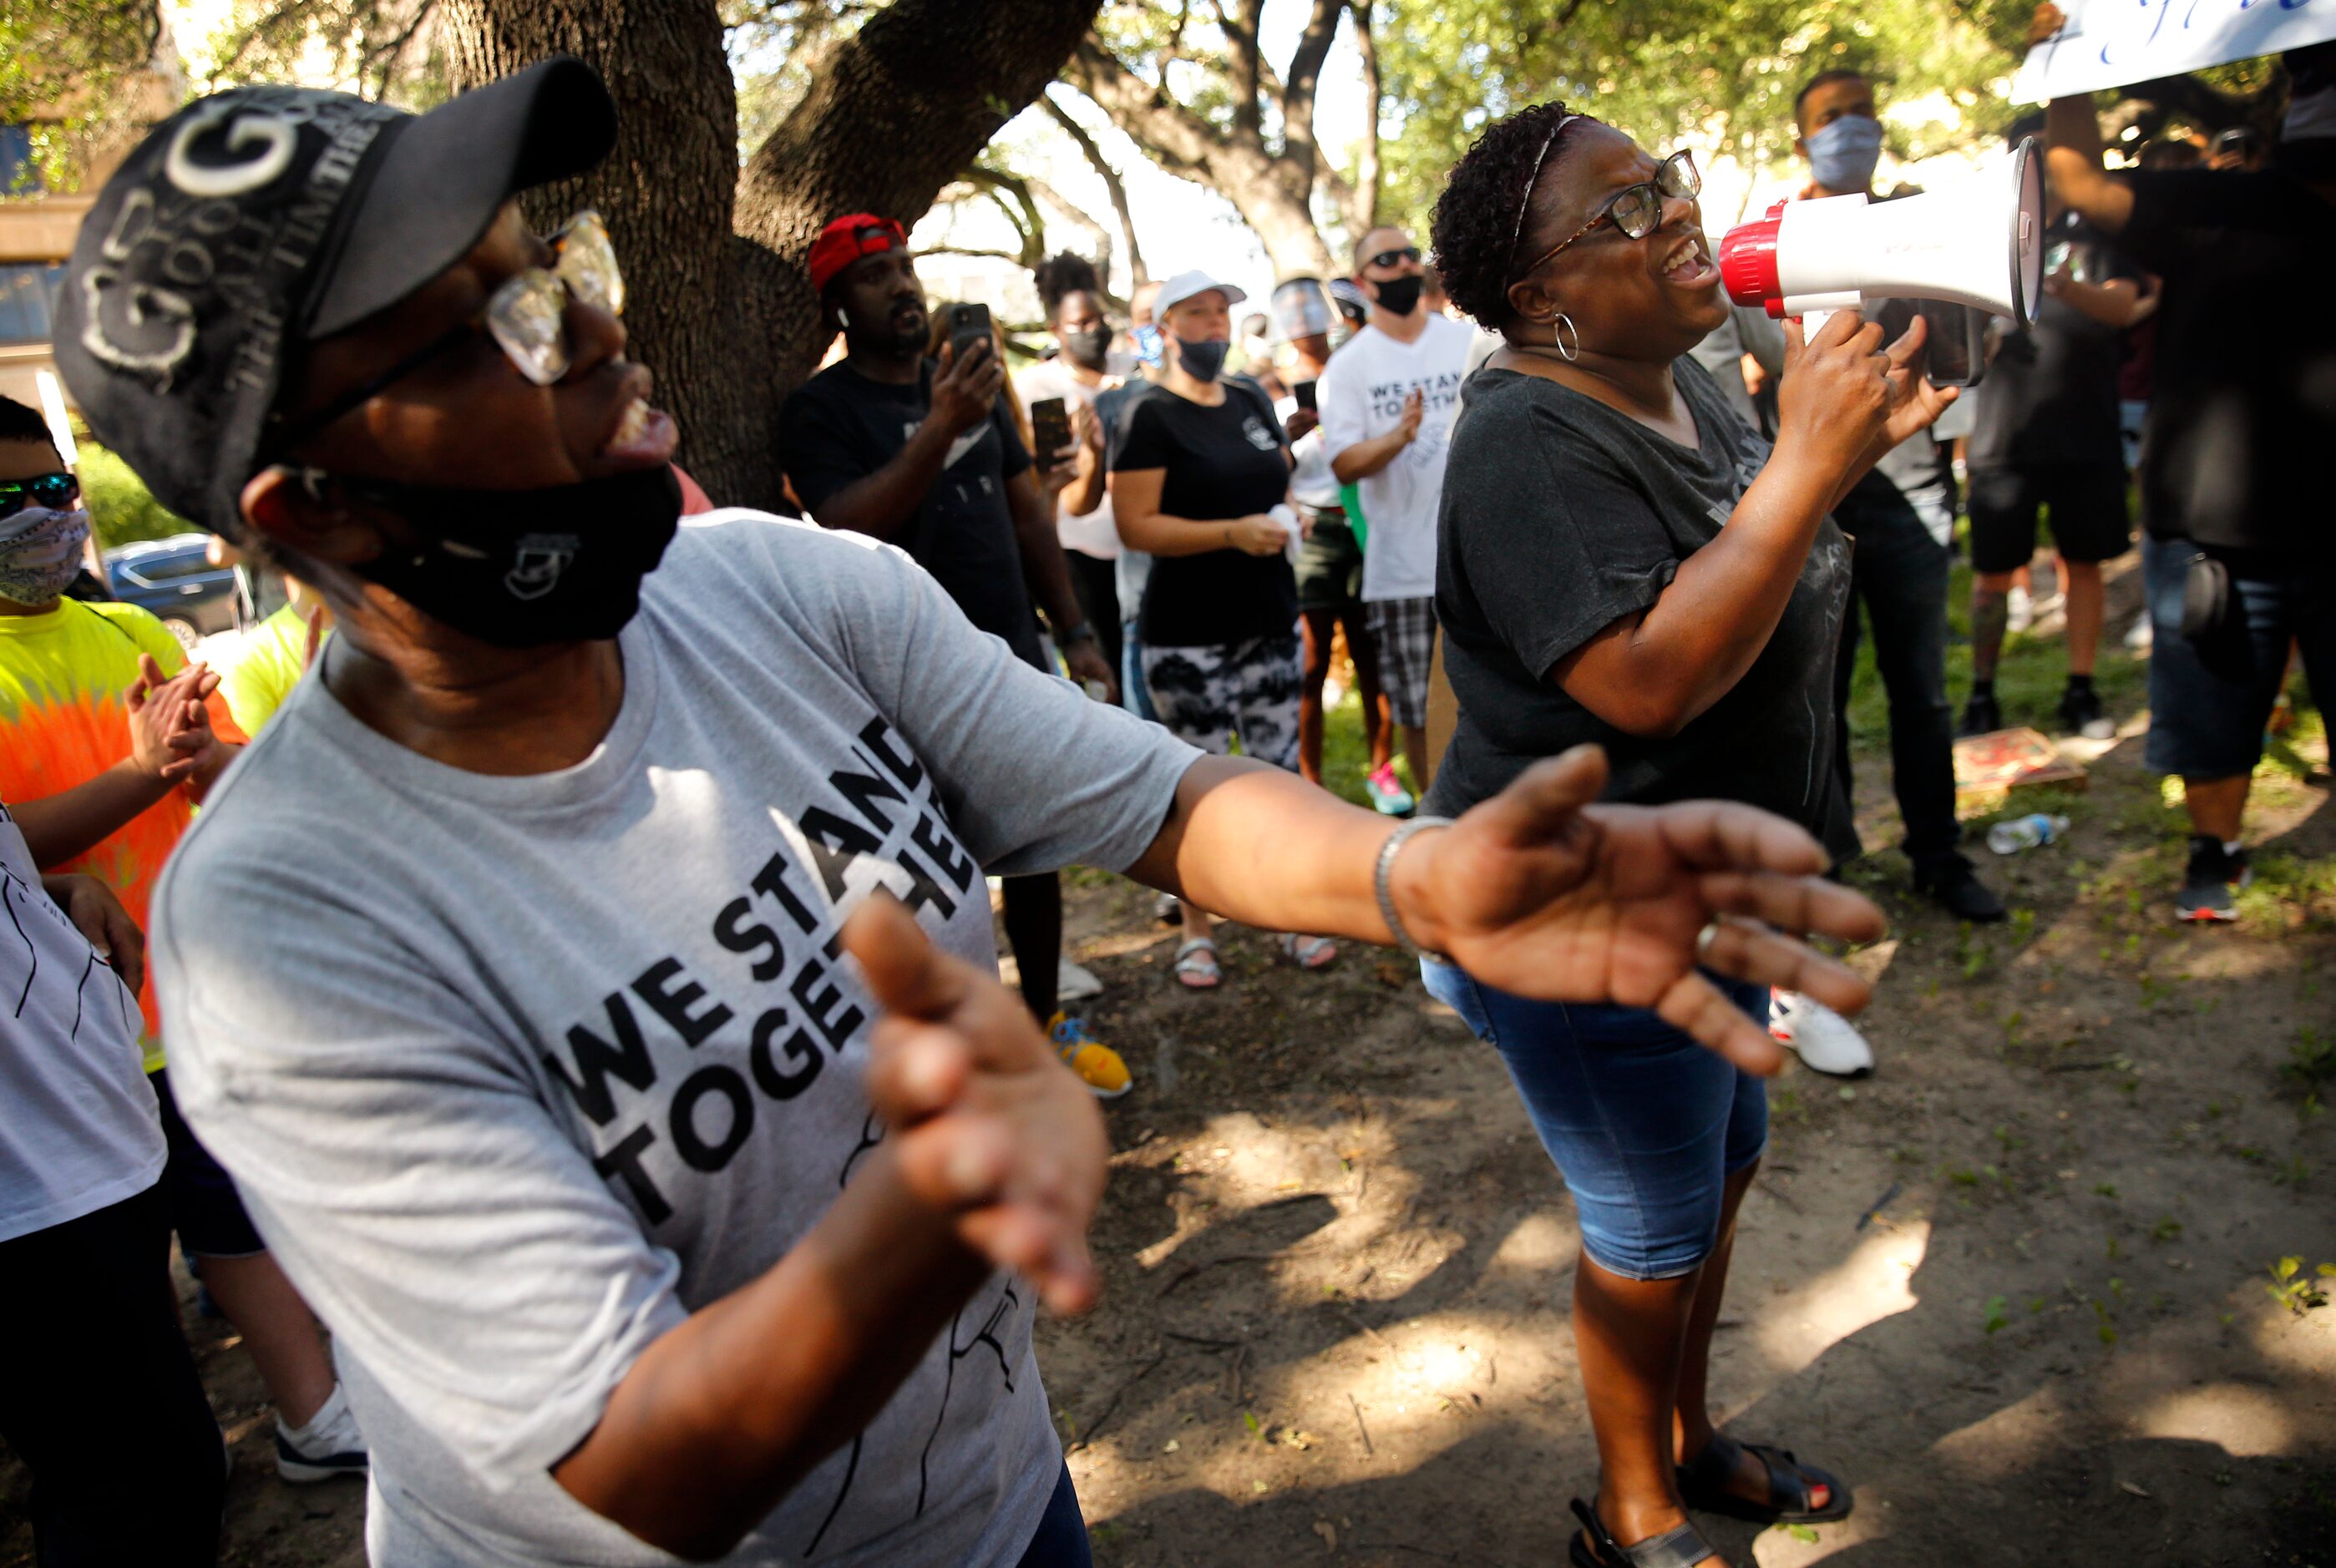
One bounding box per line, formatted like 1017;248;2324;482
1675;1431;1853;1525
1172;938;1222;989
1280;932;1338;970
1566;1498;1715;1568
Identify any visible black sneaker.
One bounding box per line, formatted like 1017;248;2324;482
1958;691;2003;738
2057;684;2116;741
2175;836;2252;923
1913;854;2007;923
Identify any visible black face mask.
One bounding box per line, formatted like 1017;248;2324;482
1174;336;1229;382
1061;325;1112;369
343;464;683;648
1372;275;1425;317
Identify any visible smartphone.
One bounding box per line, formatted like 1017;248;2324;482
1030;396;1073;461
946;302;993;368
1292;379;1319;412
1914;300;1988;389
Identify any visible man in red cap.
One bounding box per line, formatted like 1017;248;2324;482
781;214;1133;1098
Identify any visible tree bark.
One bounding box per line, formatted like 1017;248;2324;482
1059;32;1335;277
1043;92;1148;287
444;0;1102;509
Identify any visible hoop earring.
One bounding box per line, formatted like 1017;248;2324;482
1553;312;1580;362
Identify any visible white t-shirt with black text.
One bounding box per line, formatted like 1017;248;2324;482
1318;311;1474;601
156;513;1199;1566
0;802;162;1243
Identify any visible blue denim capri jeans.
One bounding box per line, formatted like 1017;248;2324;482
1421;961;1769;1282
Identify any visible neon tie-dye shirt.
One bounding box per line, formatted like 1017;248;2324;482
0;599;246;1068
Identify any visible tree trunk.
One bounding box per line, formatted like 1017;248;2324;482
443;0;1103;510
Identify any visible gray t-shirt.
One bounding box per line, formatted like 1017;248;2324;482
155;513;1198;1567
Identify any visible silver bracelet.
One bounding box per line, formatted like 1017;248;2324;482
1374;816;1453;959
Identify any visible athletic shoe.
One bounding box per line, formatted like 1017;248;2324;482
1958;691;2003;737
1049;1012;1133;1098
1913;854;2006;923
2005;584;2034;635
276;1383;367;1483
1769;990;1876;1076
1365;762;1415;817
1057;958;1103;1002
2057;684;2116;741
2175;836;2251;923
1154;890;1182;925
2124;612;2153;651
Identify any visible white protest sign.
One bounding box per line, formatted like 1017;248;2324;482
2012;0;2336;104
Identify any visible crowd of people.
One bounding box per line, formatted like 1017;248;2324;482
0;3;2326;1563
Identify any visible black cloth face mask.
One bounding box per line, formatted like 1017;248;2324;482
1371;275;1425;317
338;463;683;648
1061;326;1112;369
1174;336;1230;382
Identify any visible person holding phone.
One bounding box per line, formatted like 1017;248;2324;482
1110;269;1337;989
779;214;1131;1098
1018;254;1125;685
1426;101;1953;1567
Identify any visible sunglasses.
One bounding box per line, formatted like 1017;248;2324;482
1366;245;1421;271
1513;150;1701;279
272;210;625;453
0;472;80;519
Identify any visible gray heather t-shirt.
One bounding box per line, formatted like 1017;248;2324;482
154;513;1198;1567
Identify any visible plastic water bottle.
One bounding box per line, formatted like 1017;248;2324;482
1986;812;2069;855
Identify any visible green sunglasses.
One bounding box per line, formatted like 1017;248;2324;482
0;472;79;520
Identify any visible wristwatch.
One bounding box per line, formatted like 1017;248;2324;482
1057;620;1097;647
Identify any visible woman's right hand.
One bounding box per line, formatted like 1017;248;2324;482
1773;310;1895;477
1224;513;1290;556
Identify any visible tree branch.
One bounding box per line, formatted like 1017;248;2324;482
1351;0;1381;235
1221;0;1264;139
1043;89;1148;286
1277;0;1344;183
1059;36;1227;177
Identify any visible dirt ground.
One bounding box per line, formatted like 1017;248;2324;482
7;572;2334;1567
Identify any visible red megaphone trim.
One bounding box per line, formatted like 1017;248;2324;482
1718;200;1786;316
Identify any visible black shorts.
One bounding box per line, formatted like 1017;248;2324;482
152;1068;266;1259
1293;513;1363;613
1965;463;2131;574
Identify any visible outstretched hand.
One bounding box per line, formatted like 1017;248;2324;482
844;896;1107;1315
1394;746;1888;1074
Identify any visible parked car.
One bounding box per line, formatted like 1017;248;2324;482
104;534;240;650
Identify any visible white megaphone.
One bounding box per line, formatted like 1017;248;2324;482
1718;137;2044;325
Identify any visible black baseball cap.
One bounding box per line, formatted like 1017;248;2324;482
54;58;617;543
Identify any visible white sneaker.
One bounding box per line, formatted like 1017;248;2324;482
2005;584;2034;635
1058;958;1103;1002
1769;990;1876;1077
2124;611;2153;651
276;1383;367;1483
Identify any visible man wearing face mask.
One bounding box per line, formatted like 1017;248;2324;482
0;397;376;1486
1320;225;1474;807
2037;7;2336;922
778;215;1129;1099
1748;71;2006;1080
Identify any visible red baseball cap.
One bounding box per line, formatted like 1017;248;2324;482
808;213;909;295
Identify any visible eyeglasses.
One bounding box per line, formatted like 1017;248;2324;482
1365;245;1421;271
1513;152;1700;280
271;210;625;453
0;472;79;519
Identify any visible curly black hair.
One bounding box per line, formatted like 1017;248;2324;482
1429;100;1588;331
1032;252;1103;321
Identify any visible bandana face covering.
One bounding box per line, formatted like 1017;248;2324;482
0;507;93;607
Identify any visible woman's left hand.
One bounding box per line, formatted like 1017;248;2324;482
1391;746;1887;1074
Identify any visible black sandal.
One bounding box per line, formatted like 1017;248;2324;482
1566;1497;1715;1568
1674;1431;1853;1525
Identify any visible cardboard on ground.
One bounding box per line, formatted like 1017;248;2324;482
1954;725;2088;805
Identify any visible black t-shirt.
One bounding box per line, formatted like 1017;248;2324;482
1836;296;1953;535
1109;378;1298;647
2117;164;2336;555
1423;357;1853;838
778;358;1041;660
1968;212;2142;473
